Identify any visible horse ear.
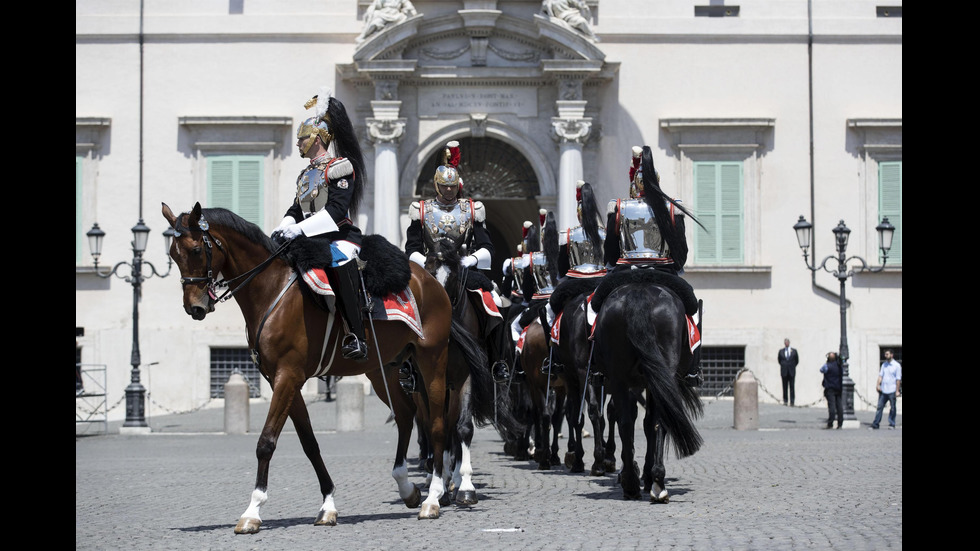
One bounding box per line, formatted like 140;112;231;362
162;202;177;227
188;202;203;227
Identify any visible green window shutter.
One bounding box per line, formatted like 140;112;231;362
694;161;743;264
76;156;83;265
207;156;264;229
878;161;902;264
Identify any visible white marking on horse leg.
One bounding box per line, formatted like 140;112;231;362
443;450;454;491
458;442;475;493
319;492;337;517
651;480;669;502
422;472;446;508
241;488;268;522
392;462;415;501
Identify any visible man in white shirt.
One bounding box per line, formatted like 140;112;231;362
870;349;902;429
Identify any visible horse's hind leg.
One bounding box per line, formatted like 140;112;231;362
235;380;299;534
454;380;478;505
287;393;338;525
370;367;423;509
613;387;641;500
642;414;669;503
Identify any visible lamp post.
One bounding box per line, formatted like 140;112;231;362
793;216;895;425
87;219;174;429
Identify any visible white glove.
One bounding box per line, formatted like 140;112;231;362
461;255;477;268
409;251;426;267
281;224;304;240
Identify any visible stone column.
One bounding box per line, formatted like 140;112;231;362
552;100;592;231
366;99;406;245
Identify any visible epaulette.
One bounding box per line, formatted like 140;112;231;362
409;201;422;221
326;157;353;180
472;200;486;223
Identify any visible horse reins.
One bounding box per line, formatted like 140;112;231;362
175;216;289;304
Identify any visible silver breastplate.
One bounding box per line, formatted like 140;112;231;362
296;164;329;213
566;226;607;275
616;199;669;260
421;200;473;251
511;254;529;291
529;251;558;297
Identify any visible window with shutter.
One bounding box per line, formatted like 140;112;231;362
207;155;264;228
878;161;901;265
694;161;743;264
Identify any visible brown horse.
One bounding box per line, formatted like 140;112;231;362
162;202;455;533
516;311;568;470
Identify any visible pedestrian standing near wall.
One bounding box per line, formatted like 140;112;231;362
820;352;843;429
870;349;902;430
777;338;799;406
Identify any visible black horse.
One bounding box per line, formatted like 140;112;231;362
589;272;703;501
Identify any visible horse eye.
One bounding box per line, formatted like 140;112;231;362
191;246;203;255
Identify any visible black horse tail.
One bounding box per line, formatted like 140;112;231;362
625;297;703;459
639;146;699;256
327;96;366;216
579;182;603;258
449;318;522;436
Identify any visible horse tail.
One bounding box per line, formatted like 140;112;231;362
449;318;522;436
625;294;703;459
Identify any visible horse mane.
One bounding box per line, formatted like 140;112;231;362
194;208;276;253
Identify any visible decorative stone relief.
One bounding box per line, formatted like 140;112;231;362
356;0;419;44
366;118;407;144
541;0;599;42
552;117;592;144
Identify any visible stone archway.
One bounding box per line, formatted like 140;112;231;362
414;137;542;281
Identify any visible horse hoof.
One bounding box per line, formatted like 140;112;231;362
590;466;605;477
418;503;440;519
603;459;617;472
456;490;478;505
234;517;261;534
404;485;422;508
651;482;669;503
315;510;337;526
439;492;452;506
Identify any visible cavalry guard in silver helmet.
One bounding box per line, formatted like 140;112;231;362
603;146;690;274
404;140;509;383
559;180;606;279
272;88;369;360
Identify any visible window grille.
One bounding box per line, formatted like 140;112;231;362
210;348;261;398
699;346;745;397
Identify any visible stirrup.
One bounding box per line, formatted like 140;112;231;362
342;334;368;360
491;360;510;384
398;363;418;394
684;367;703;387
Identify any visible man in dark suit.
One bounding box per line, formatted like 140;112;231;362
778;338;799;406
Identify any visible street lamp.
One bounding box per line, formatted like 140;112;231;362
86;219;174;429
793;216;895;425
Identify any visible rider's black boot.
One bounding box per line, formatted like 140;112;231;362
331;262;368;361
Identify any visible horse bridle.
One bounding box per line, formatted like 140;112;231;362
174;214;288;305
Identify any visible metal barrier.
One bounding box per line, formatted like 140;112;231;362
76;363;108;435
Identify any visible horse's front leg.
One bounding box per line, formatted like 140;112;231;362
418;355;449;519
454;386;478;505
287;392;338;525
235;378;299;534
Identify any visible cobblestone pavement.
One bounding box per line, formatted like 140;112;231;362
76;395;902;550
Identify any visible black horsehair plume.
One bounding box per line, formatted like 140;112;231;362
579;181;603;259
640;146;700;254
543;211;560;285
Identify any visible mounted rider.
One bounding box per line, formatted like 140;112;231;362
601;145;703;386
511;210;561;376
271;89;369;361
405;140;510;384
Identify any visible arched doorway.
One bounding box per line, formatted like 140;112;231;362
414;137;542;282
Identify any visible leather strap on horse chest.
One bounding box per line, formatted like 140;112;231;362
249;272;298;368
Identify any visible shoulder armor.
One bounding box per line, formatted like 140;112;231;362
326;157;353;180
472;200;486;223
409;201;422;221
606;199;619;216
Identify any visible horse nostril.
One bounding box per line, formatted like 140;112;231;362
190;306;207;320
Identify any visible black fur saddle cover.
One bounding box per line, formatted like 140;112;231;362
283;234;411;298
591;268;699;317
